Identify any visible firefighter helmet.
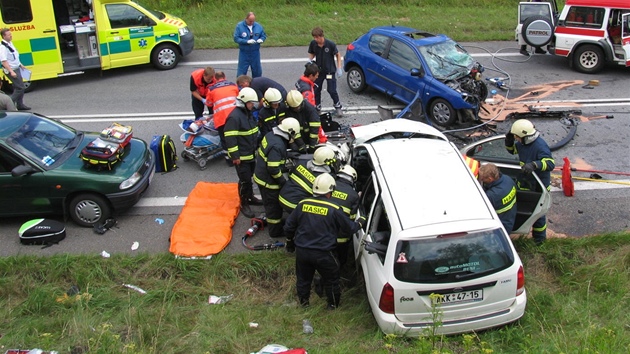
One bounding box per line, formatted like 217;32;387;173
338;165;357;181
312;173;336;195
312;146;335;166
237;87;258;104
278;117;300;137
510;119;537;138
264;88;282;104
286;90;304;108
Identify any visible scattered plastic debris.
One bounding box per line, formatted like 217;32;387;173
122;284;147;294
302;319;314;334
101;250;111;258
131;241;139;251
248;322;259;328
208;294;233;304
4;349;59;354
250;344;289;354
155;218;165;225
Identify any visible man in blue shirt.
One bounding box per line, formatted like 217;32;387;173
233;12;267;78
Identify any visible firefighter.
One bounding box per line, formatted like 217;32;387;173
285;89;321;152
505;119;555;244
258;88;287;138
190;67;215;118
284;173;365;309
205;71;238;165
253;117;300;238
224;87;262;218
330;165;360;269
478;163;517;234
279;146;336;213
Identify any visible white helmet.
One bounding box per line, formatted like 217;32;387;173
510;119;536;138
338;165;357;181
278;117;300;137
286;90;304;108
237;87;258;104
312;146;335;166
264;88;282;104
312;173;336;195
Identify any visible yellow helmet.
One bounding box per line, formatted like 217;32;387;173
286;90;304;108
312;146;335;166
278;117;300;137
264;88;282;104
338;165;357;181
510;119;536;138
237;87;259;104
312;173;336;195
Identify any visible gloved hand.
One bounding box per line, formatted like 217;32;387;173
336;67;343;78
247;39;256;44
505;132;515;147
201;98;206;105
256;39;263;44
278;177;287;188
287;151;301;159
357;215;367;229
285;239;295;253
522;161;537;175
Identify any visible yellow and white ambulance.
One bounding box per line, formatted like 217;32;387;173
0;0;194;90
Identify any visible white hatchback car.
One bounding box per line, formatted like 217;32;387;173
350;119;550;336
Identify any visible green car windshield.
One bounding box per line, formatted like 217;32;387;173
418;40;474;80
7;115;76;167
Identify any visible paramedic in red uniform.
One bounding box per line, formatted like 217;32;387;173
205;71;238;165
190;67;215;118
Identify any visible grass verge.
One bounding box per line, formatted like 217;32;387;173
0;233;628;353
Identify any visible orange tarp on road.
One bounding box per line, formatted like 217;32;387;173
170;182;240;257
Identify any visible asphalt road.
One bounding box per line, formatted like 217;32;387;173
1;41;629;257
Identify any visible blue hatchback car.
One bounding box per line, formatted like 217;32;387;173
344;26;488;127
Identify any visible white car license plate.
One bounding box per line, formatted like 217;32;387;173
434;290;483;305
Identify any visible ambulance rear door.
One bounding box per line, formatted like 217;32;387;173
0;0;63;81
96;1;157;69
622;13;630;66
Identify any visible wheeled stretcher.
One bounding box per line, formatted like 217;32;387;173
179;118;224;170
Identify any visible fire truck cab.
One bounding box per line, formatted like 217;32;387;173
516;0;630;73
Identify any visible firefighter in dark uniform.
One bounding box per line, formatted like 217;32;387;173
330;165;360;268
258;88;287;138
253;118;300;238
284;173;365;309
505;119;555;244
224;87;262;218
285;90;321;152
478;163;518;234
279;146;336;213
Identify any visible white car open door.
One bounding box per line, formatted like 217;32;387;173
622;13;630;67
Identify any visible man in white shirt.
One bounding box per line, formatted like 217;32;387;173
0;28;30;110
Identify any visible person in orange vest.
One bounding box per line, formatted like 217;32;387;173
206;71;238;165
464;155;480;178
190;67;215;118
295;62;319;106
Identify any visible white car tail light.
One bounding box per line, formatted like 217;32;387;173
516;265;525;296
379;282;395;314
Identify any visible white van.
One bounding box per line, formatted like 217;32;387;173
350;119;547;336
516;0;630;73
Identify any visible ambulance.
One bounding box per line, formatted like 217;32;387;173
516;0;630;73
0;0;194;90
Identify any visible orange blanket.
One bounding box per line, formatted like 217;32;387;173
170;182;240;257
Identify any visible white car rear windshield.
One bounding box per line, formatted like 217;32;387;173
393;228;515;284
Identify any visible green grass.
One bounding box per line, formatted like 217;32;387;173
141;0;546;49
1;233;628;353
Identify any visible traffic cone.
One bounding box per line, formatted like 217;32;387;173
318;126;328;143
562;157;575;196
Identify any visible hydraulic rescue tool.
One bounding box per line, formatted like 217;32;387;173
241;214;285;251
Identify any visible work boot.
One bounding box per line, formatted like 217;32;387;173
17;105;31;111
534;47;547;54
299;297;310;308
240;202;254;218
335;107;343;117
249;196;263;205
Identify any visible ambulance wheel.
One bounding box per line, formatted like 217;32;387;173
152;43;180;70
573;44;604;74
69;193;112;227
198;159;207;170
181;151;190;161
